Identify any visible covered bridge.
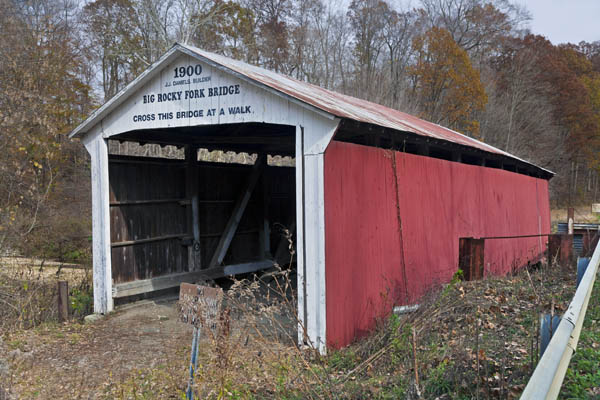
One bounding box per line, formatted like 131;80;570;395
69;43;553;352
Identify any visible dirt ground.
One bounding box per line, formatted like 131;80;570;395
1;298;194;399
0;266;298;400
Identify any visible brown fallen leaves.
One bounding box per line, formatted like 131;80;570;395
340;262;576;399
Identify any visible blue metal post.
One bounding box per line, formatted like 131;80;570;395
577;257;591;288
186;327;200;400
540;314;561;357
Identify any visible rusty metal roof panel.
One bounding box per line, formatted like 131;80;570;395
181;44;539;165
69;43;551;176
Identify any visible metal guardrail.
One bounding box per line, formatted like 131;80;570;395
520;237;600;399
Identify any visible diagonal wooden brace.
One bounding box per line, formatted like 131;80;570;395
209;154;266;267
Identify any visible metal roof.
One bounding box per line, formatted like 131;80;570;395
70;43;552;176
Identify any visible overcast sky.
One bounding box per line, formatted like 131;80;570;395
515;0;600;44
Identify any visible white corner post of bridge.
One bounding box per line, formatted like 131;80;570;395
520;237;600;399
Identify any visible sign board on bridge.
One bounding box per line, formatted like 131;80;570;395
592;203;600;213
178;283;223;330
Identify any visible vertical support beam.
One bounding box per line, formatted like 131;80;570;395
459;238;485;281
296;117;340;354
295;126;307;346
452;152;462;163
258;155;271;259
185;146;201;271
303;151;327;354
209;154;265;267
84;136;113;313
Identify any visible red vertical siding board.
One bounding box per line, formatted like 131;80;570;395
324;141;551;349
323;143;405;348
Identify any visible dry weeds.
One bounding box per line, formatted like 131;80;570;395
1;257;580;399
0;258;91;334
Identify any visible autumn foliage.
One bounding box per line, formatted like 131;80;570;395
0;0;95;259
409;27;487;136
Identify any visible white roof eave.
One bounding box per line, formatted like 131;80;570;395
68;44;334;140
68;46;182;139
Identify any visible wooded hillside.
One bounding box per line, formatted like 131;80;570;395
1;0;599;259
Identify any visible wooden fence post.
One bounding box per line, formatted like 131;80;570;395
567;207;574;235
459;238;485;281
58;280;69;322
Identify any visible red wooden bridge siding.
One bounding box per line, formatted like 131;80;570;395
324;141;551;348
323;142;407;348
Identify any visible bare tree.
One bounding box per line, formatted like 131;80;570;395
479;40;566;197
419;0;530;61
381;7;418;108
347;0;389;99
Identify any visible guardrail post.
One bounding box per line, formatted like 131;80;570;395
548;234;573;267
459;238;485;281
577;257;591;288
540;314;561;357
